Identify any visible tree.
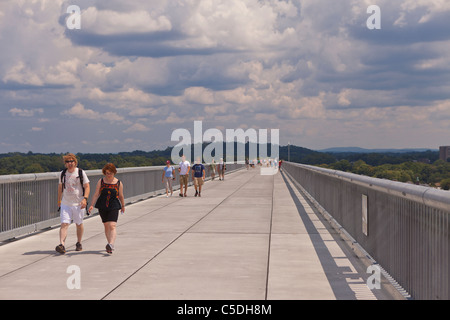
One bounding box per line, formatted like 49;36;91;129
440;179;450;191
331;159;352;172
23;163;45;174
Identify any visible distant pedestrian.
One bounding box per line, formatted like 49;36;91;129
88;163;125;254
210;158;216;180
218;158;226;181
279;159;283;172
56;153;90;254
162;160;176;197
192;158;206;197
178;155;190;197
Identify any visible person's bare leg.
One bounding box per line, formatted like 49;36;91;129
104;222;117;245
76;223;84;243
59;223;69;245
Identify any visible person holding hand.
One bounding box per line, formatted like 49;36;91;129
89;163;124;254
55;153;90;254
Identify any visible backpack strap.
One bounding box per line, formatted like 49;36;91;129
61;168;85;197
78;168;85;197
60;168;68;189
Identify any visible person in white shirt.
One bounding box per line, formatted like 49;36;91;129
55;153;90;254
178;155;190;197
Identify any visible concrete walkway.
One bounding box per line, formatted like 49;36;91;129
0;168;400;300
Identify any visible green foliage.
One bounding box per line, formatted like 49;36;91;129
0;150;172;175
1;146;447;189
318;158;450;188
440;179;450;190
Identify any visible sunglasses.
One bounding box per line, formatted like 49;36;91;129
65;160;75;163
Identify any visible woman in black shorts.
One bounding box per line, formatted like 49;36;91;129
89;163;125;254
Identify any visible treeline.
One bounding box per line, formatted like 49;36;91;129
317;159;450;190
278;145;440;166
1;145;448;190
0;149;172;175
279;146;450;190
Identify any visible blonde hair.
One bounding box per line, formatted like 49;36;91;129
63;153;78;165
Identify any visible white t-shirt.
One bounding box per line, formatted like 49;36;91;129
179;160;190;175
59;168;90;206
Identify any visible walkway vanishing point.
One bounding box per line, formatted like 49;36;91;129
0;168;403;300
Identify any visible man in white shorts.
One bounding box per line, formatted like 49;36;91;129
56;153;90;254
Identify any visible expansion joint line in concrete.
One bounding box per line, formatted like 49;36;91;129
101;172;258;300
264;174;275;300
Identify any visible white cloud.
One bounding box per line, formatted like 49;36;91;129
399;0;450;24
1;0;450;153
81;7;172;35
123;123;151;133
9;107;44;117
61;102;124;123
44;58;81;85
183;87;215;105
3;61;44;86
129;107;159;117
88;87;156;105
62;102;98;119
338;89;352;106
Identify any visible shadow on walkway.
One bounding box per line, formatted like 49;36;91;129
281;171;375;300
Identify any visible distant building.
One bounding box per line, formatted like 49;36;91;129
439;146;450;161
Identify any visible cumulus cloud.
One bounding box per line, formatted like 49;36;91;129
1;0;450;153
9;108;44;117
61;102;124;123
123;123;151;133
81;7;172;35
62;102;98;119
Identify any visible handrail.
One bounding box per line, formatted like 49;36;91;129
0;166;167;184
283;161;449;300
0;163;245;242
286;162;450;212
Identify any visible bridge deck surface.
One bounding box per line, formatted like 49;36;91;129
0;168;399;300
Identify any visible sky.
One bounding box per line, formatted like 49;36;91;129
0;0;449;154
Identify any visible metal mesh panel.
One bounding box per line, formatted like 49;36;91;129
0;164;244;241
283;161;449;300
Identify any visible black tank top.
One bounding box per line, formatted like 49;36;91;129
95;179;122;210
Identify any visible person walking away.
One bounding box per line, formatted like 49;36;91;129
88;163;125;254
178;155;190;197
56;153;90;254
162;160;176;197
191;158;206;197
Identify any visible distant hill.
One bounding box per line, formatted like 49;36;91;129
317;147;437;153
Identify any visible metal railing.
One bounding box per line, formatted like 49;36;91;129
0;163;244;242
283;161;449;300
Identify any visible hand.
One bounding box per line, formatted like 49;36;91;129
88;205;93;214
80;198;87;209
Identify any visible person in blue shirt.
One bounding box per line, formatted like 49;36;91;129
191;158;206;197
162;160;176;197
